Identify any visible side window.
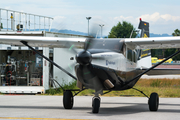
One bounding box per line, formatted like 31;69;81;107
127;48;132;61
133;51;137;63
127;48;137;63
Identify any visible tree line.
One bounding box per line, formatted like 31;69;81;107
151;29;180;60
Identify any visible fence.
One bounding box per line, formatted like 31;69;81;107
0;8;53;32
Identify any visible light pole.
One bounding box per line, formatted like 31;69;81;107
99;24;104;38
86;17;91;36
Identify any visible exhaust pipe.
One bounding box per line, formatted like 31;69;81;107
104;79;114;89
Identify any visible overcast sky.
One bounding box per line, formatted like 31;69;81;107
1;0;180;36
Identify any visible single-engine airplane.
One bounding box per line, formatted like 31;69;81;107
0;19;180;113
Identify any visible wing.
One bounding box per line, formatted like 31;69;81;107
125;36;180;76
1;35;180;49
125;36;180;49
0;35;86;48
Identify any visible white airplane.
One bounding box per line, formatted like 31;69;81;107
0;19;180;113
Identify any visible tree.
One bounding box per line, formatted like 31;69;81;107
108;21;137;38
0;23;2;29
172;29;180;36
156;29;180;60
171;29;180;60
152;29;180;60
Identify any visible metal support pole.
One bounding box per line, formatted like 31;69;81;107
39;16;40;31
99;24;104;38
25;13;27;31
101;26;102;38
130;30;134;38
7;10;8;31
13;11;15;31
44;17;45;31
29;15;30;31
88;20;89;36
34;15;35;31
49;18;53;32
0;9;1;31
19;12;21;24
27;72;29;86
48;18;50;32
11;13;13;30
86;17;91;36
130;30;139;38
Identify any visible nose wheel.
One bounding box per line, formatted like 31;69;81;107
92;97;101;113
63;90;74;109
148;92;159;111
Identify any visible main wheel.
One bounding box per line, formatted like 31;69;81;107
92;97;100;113
149;92;159;111
63;90;73;109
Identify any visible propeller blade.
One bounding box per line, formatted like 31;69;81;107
84;38;94;51
84;23;100;51
64;42;78;55
89;23;100;38
64;62;76;71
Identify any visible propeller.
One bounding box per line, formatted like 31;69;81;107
61;23;116;93
57;24;104;91
52;21;105;89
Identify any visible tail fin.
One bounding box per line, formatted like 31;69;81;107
138;18;149;37
137;18;152;68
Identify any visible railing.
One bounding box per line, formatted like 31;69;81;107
0;8;53;32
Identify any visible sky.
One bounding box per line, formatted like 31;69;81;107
1;0;180;36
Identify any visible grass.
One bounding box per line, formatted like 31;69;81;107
46;81;78;95
45;78;180;98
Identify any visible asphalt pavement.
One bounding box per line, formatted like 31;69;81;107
0;95;180;120
141;74;180;79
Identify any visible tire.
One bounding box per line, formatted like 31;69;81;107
149;92;159;111
92;97;100;113
63;91;73;109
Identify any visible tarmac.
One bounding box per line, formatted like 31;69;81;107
141;74;180;79
0;95;180;120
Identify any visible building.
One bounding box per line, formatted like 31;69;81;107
0;8;87;94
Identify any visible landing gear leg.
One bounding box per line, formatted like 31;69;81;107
131;87;159;111
92;96;101;113
149;92;159;111
63;90;74;109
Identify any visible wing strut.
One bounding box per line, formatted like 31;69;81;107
20;41;77;80
125;49;180;85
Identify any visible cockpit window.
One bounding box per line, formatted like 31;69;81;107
87;39;124;53
127;47;137;63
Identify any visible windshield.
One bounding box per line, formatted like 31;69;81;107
87;39;124;53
